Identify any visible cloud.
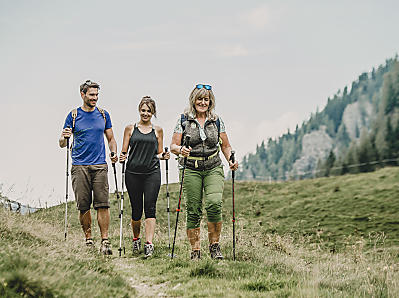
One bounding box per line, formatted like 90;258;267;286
218;45;249;57
256;111;303;142
241;5;270;30
110;40;171;52
223;111;302;162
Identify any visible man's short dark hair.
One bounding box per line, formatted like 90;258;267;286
80;80;100;94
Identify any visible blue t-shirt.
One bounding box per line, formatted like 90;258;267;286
63;107;112;165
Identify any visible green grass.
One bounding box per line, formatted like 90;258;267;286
228;167;399;251
0;209;133;297
1;167;399;297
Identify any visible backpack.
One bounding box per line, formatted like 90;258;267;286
71;106;106;132
180;113;221;145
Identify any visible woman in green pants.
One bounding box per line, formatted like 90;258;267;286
170;84;238;260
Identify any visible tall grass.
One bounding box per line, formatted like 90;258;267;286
1;167;398;297
0;208;133;297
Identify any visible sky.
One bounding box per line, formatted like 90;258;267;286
0;0;398;207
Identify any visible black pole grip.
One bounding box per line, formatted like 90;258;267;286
121;152;127;171
65;125;71;139
230;150;235;163
111;152;117;174
184;135;191;147
164;147;169;170
162;147;168;158
230;150;235;179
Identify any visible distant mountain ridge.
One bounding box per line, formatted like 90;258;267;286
237;57;399;180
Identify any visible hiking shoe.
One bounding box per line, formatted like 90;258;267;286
100;239;113;255
85;238;94;247
132;238;141;254
144;243;154;258
209;243;223;260
190;250;201;260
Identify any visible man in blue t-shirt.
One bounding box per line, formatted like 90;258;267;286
59;80;118;255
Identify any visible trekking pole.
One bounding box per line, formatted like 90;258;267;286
118;153;127;257
230;150;236;260
164;147;171;250
111;152;120;201
64;127;71;240
171;135;190;259
111;151;122;254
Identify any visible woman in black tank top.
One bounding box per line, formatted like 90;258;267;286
119;96;170;258
126;124;160;174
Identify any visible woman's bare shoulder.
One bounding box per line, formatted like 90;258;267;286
155;125;163;133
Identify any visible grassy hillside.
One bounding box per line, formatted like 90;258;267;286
1;167;399;297
228;166;399;251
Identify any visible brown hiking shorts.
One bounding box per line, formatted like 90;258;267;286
71;164;110;210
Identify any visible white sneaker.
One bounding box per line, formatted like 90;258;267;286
144;243;154;258
100;239;113;255
132;238;141;254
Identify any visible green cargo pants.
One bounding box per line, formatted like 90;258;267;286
181;166;225;229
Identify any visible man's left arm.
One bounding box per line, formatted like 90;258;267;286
105;128;118;163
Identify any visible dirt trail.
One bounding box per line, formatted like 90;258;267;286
113;258;168;297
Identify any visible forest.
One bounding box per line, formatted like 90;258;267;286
237;57;399;180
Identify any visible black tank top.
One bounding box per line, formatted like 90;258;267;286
126;124;160;174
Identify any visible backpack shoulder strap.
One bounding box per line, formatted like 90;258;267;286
71;108;78;131
180;114;188;144
72;107;107;131
180;113;187;128
97;106;106;125
180;113;188;133
215;117;221;146
216;118;220;134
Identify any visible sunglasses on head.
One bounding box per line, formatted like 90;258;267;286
195;84;212;90
83;80;96;87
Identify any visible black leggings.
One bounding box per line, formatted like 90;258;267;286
125;170;161;221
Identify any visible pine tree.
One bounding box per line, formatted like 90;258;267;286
345;143;359;174
237;58;399;181
325;150;336;177
357;129;373;172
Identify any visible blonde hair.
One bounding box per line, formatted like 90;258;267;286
187;87;216;120
138;96;157;117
